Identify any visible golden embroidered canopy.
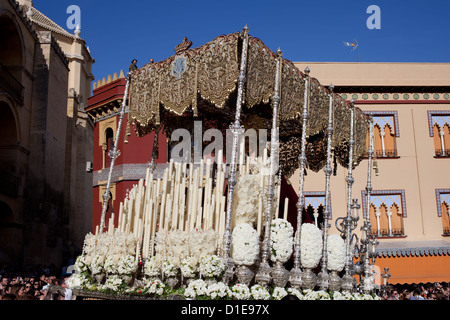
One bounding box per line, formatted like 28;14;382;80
128;31;370;177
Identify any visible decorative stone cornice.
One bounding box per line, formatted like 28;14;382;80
340;92;450;102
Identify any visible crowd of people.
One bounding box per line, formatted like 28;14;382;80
0;264;75;300
380;282;450;300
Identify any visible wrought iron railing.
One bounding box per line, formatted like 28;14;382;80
369;227;405;237
364;149;399;158
435;149;450;157
0;62;24;104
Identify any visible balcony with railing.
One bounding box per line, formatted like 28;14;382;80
0;62;24;104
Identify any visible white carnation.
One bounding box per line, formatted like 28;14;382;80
231;223;260;266
300;223;323;269
327;234;346;272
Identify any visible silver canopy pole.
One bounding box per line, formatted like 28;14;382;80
318;84;335;291
99;73;131;234
289;67;310;289
255;48;283;287
222;25;249;284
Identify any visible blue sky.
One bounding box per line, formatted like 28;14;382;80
34;0;450;83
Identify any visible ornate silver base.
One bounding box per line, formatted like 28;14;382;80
166;277;179;289
93;273;105;284
236;265;254;286
341;273;354;292
272;261;289;288
255;261;272;287
288;266;303;289
329;271;342;292
302;268;317;290
317;270;330;291
122;274;134;286
222;256;235;285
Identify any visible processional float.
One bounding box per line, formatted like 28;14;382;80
89;26;379;296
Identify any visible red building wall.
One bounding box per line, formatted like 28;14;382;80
88;77;168;233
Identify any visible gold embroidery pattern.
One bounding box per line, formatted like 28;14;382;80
128;31;370;175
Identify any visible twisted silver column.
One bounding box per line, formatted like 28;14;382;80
340;101;358;292
222;25;249;284
255;48;283;287
289;67;310;288
362;117;376;293
99;74;131;234
318;84;335;291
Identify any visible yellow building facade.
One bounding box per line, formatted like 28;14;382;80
292;62;450;285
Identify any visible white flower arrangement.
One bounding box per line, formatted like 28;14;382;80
206;282;231;300
74;255;89;274
250;285;271;300
90;255;105;275
144;278;166;296
302;288;329;300
166;230;190;267
180;256;197;278
327;234;346;272
272;287;288;300
300;223;323;269
161;260;178;278
102;275;123;292
199;255;226;279
332;291;380;300
189;228;218;260
233;174;261;226
104;256;118;274
270;219;294;263
230;283;251;300
231;223;260;266
66;273;89;290
144;256;161;278
117;255;138;275
287;287;304;300
184;279;208;299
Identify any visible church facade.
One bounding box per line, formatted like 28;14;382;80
0;0;94;268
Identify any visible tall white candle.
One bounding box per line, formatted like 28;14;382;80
257;197;263;236
283;198;289;221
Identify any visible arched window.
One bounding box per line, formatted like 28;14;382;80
390;203;404;236
363;190;406;237
104;128;114;168
436;190;450;235
369;204;378;236
0;102;19;197
304;193;328;229
429;112;450;157
441;202;449;235
0;13;25;103
365;112;399;158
